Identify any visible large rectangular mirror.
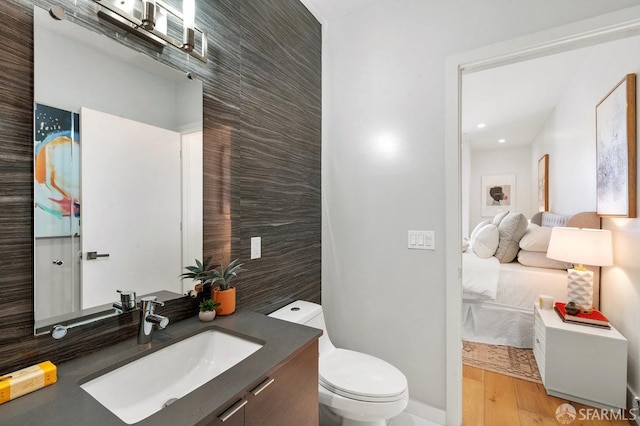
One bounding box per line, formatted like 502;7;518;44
34;5;203;334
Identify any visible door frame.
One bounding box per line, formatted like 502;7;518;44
444;7;640;424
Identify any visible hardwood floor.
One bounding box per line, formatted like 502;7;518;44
463;365;635;426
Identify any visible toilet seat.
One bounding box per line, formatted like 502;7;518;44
319;349;408;403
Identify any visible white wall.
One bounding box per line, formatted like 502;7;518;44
468;146;533;233
322;0;640;416
529;32;640;406
528;36;640;215
461;142;471;238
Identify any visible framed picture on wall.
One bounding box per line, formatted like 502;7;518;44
481;174;516;217
538;154;549;212
596;73;637;218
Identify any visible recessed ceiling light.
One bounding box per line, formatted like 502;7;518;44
477;123;486;129
498;138;506;143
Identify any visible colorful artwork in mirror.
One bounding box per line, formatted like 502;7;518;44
34;104;80;237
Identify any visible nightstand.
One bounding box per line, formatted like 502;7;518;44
533;303;628;410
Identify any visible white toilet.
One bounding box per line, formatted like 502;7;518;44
269;300;409;426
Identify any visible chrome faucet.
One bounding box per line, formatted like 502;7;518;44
138;296;169;344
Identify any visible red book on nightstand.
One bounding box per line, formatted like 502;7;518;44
554;302;610;329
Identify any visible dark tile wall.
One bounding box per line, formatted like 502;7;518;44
0;0;320;373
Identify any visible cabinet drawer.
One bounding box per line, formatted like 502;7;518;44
534;308;546;348
533;337;545;380
533;306;546;381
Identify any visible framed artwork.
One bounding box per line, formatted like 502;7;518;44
596;73;637;218
481;174;516;217
538;154;549;212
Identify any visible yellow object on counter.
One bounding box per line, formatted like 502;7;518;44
0;361;57;404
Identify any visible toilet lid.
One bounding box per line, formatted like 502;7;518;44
319;349;408;402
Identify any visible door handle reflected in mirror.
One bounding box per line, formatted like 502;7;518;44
86;251;110;260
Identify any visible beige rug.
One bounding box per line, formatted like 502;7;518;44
462;341;542;383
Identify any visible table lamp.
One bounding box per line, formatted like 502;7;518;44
546;227;613;313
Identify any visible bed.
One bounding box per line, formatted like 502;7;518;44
462;211;600;348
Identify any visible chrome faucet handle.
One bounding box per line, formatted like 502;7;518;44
146;314;169;328
117;289;137;311
141;296;164;309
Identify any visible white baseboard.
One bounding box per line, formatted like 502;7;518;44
405;398;447;425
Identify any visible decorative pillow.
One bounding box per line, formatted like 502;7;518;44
492;211;510;226
470;219;491;241
471;224;500;259
494;212;528;263
519;225;553;252
517;250;573;270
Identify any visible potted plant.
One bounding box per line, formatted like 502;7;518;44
198;299;220;322
208;259;243;315
179;258;214;301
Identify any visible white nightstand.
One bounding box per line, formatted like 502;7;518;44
533;303;628;410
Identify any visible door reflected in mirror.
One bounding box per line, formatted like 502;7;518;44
33;6;203;334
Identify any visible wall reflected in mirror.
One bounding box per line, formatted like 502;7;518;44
34;6;203;334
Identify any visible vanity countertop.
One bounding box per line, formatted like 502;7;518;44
0;310;321;425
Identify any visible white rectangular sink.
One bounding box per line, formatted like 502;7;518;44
80;329;263;424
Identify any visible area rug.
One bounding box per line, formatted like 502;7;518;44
462;341;542;383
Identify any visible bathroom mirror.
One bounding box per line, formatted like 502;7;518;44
33;6;203;334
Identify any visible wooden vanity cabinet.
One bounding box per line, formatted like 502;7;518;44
207;340;319;426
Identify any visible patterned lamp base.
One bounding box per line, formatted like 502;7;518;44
566;268;593;313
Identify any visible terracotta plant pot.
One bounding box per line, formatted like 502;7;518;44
198;310;216;322
213;287;236;315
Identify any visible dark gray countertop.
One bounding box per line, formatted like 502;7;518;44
0;310;321;426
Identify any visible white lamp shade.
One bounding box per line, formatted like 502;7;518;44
547;227;613;266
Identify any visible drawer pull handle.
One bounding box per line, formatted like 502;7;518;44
219;399;247;422
251;377;275;396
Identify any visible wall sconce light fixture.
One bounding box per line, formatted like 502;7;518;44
90;0;207;62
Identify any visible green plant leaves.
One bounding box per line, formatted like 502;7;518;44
180;258;243;290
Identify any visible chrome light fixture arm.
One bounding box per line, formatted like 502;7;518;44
89;0;207;63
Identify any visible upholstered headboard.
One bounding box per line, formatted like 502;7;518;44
530;211;602;308
530;211;601;229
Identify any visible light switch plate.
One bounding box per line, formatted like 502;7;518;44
251;237;261;259
408;230;435;250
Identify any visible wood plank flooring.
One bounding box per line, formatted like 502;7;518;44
463;365;635;426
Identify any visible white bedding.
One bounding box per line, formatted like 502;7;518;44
486;261;567;310
462;251;500;301
462;257;568;348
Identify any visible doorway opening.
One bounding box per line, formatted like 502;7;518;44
445;10;640;424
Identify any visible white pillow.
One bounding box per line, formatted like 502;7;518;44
471;224;500;259
470;219;491;241
494;212;529;263
519;225;553;252
492;211;510;226
517;250;573;270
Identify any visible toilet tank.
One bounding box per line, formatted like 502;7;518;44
268;300;335;355
269;300;323;325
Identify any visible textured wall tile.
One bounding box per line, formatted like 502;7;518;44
0;0;320;372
